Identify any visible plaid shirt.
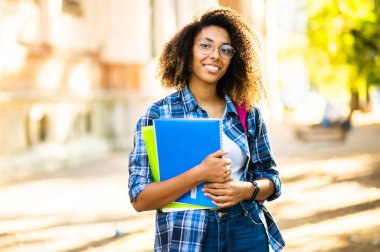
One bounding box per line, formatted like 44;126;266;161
129;85;285;251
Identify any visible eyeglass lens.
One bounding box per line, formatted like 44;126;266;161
197;41;235;59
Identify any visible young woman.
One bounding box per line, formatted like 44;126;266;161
129;7;285;252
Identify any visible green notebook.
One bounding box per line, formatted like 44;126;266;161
141;125;212;212
141;126;160;182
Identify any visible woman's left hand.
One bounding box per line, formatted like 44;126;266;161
203;180;251;208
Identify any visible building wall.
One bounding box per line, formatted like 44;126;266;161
0;0;126;182
0;0;225;182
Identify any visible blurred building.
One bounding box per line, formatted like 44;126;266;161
0;0;277;181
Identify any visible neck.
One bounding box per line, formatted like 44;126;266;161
188;81;226;118
188;81;219;105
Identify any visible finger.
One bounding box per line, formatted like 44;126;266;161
225;164;231;172
223;173;231;181
224;166;231;179
225;170;231;179
225;178;233;183
203;188;227;196
213;201;233;209
204;183;226;189
209;195;235;206
205;193;230;202
210;150;229;158
223;158;231;165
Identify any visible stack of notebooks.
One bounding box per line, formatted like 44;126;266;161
142;119;222;212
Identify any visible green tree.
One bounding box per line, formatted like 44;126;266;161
307;0;380;111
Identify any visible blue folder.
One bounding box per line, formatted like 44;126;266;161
154;119;222;208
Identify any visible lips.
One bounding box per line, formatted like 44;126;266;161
203;64;221;73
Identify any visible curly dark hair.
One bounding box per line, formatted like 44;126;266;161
158;7;266;109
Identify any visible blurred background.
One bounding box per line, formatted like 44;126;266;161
0;0;379;251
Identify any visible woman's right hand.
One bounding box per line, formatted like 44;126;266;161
196;150;231;183
132;150;231;211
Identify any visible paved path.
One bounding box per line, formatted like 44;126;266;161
1;122;379;251
268;122;380;252
0;152;155;252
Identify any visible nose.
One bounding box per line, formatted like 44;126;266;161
209;47;220;60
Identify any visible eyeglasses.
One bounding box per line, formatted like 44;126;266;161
195;40;236;60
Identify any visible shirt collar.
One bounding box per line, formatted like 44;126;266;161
180;85;238;116
179;85;201;113
225;95;238;116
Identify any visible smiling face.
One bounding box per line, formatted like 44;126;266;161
189;25;232;87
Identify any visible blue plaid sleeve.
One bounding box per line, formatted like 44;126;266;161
128;105;159;202
248;108;281;202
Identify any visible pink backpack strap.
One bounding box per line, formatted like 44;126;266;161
234;102;264;203
234;102;247;132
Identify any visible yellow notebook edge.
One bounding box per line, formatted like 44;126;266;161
141;126;160;182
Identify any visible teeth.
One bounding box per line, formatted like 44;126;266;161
204;65;219;72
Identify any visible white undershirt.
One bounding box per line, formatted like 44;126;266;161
222;132;247;180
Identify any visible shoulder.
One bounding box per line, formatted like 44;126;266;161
247;106;263;121
246;106;266;133
139;90;182;126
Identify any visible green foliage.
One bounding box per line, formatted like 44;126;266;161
306;0;380;100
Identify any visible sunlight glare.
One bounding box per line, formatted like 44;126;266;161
0;42;27;75
37;59;64;90
68;63;92;94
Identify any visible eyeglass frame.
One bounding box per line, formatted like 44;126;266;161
194;40;236;60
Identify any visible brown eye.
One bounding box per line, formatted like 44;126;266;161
219;45;235;59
